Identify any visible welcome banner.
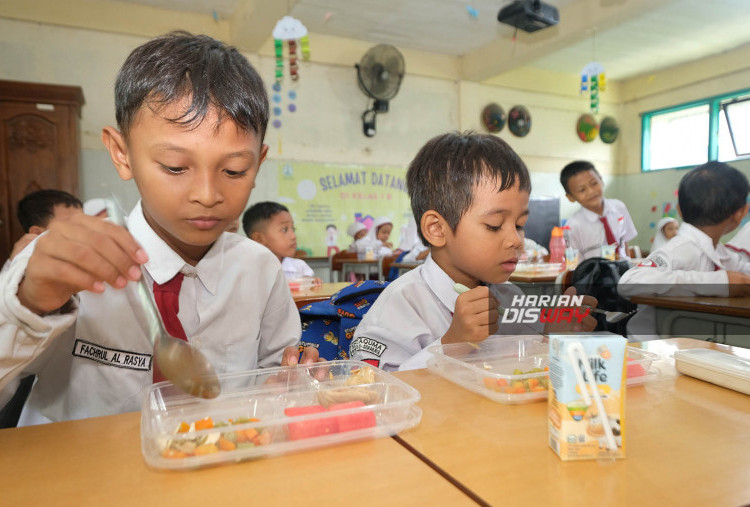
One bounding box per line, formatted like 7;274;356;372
277;161;412;256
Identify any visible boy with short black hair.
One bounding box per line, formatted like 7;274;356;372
350;132;596;370
0;31;315;426
619;162;750;337
242;201;321;285
8;190;83;262
561;160;636;260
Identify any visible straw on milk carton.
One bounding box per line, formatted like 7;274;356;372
548;333;627;461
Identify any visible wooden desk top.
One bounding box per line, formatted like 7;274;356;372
508;272;559;283
630;295;750;318
291;282;350;302
340;258;379;265
393;338;750;506
0;412;473;506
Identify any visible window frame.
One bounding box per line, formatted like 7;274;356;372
641;88;750;172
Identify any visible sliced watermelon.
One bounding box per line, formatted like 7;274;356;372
328;401;376;433
626;358;647;378
284;405;338;440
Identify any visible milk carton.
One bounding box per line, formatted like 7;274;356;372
548;334;626;460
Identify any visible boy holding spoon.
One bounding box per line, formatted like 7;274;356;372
0;32;316;426
350;132;597;371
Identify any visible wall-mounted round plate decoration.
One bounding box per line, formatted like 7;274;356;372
481;103;506;133
576;114;599;142
599;116;620;144
508;105;531;137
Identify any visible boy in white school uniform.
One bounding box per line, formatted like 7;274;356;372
242;201;323;287
350;132;597;371
561;161;637;260
0;32;317;426
619;162;750;338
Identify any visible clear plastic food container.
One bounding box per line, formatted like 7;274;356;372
288;276;316;291
426;336;661;404
674;348;750;395
141;361;421;470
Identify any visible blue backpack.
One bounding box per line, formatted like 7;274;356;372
299;280;390;360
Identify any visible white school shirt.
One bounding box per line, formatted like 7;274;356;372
281;257;315;279
726;221;750;259
618;222;750;340
0;201;300;426
350;255;542;371
565;198;637;260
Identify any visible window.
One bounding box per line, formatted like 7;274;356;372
641;89;750;171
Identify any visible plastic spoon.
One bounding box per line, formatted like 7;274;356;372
106;199;221;399
583;305;637;324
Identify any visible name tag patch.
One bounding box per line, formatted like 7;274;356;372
350;337;387;357
73;339;152;371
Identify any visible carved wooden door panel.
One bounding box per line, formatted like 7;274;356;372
0;81;82;264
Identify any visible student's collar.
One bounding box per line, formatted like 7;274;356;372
421;254;461;313
678;222;725;265
578;198;609;221
126;200;221;294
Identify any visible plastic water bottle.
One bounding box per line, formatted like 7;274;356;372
549;226;566;264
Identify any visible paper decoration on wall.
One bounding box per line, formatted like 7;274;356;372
580;62;606;114
576;114;599;142
481;103;506;133
599;116;619;144
271;16;310;136
508;105;531;137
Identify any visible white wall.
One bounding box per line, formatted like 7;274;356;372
0;17;618;234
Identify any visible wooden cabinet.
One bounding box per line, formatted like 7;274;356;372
0;80;84;263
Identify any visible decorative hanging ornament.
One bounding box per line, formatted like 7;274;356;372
481;103;506;133
272;15;309;84
580;62;606;114
576;114;599;142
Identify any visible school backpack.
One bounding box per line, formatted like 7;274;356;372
571;257;636;335
298;280;390;360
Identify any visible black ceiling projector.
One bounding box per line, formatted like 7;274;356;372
498;0;560;33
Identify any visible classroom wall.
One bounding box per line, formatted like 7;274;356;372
609;45;750;251
0;16;620;243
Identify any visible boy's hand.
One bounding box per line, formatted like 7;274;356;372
442;286;499;345
281;345;320;366
17;214;148;315
727;271;750;296
543;287;598;334
313;277;323;288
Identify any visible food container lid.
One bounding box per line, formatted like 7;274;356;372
674;349;750;380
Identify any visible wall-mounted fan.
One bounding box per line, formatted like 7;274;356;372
355;44;405;137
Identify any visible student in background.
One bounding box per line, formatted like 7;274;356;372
399;216;429;262
561;161;637;260
0;32;316;426
9;190;83;262
346;222;368;252
619;162;750;338
651;217;679;251
83;198;109;218
366;216;399;258
350;132;596;371
243;201;322;287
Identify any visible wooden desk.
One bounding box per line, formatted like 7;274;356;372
292;282;350;308
509;263;563;283
393;338;750;506
0;411;474;506
630;296;750;347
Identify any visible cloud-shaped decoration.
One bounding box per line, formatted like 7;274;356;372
272;16;308;40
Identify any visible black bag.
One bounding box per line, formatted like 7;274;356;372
571;257;636;334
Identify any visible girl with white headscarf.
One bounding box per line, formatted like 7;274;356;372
651;217;679;251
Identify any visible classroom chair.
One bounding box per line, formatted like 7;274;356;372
628;245;642;258
329;250;357;282
380;253;401;281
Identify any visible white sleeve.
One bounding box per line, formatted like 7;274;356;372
256;265;302;368
721;247;750;274
350;288;438;372
0;255;78;392
618;251;729;297
301;260;315;278
622;206;638;242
